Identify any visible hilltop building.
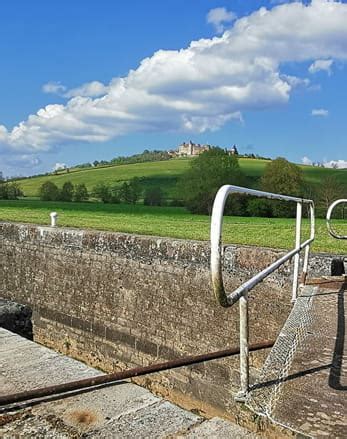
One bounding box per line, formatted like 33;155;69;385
177;141;210;157
177;141;239;157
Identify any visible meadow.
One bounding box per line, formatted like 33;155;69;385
0;199;346;254
14;157;347;198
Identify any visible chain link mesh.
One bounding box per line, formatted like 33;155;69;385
246;285;317;418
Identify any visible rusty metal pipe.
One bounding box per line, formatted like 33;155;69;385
0;340;274;407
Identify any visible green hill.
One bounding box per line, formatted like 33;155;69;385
15;157;347;198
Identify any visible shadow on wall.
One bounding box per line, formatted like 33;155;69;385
0;299;33;340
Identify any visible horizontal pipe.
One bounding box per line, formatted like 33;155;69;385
226;237;314;306
0;340;274;407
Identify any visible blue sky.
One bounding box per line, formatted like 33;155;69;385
0;0;346;177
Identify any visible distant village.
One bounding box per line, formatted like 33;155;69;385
168;140;239;157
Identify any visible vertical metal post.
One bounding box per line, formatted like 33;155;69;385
301;245;310;287
236;291;249;401
292;202;302;302
301;202;314;287
50;212;58;227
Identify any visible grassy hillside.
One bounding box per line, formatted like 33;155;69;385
0;199;346;254
15;157;347;198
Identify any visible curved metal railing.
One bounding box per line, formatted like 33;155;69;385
326;199;347;240
210;185;315;399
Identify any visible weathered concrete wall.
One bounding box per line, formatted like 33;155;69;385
0;221;338;420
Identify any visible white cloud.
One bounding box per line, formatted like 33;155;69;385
2;154;41;168
206;7;237;33
281;74;310;88
302;156;313;165
1;0;347;153
64;81;108;98
43;80;107;98
42;81;67;95
301;156;347;168
308;58;333;74
311;108;329;116
53;162;67;171
323;159;347;169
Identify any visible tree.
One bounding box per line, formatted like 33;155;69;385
247;198;273;217
74;183;89;202
119;178;142;204
0;182;22;199
178;147;245;214
5;182;23;199
60;181;74;202
261;157;304;217
144;187;164;206
39;181;60;201
318;176;345;210
93;183;112;203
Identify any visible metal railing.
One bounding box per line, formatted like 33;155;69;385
210;185;315;400
326;199;347;240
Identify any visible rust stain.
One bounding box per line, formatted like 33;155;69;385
306;276;347;290
64;408;100;428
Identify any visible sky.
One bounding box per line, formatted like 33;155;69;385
0;0;346;177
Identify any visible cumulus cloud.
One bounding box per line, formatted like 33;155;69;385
43;80;107;98
311;108;329;116
323;159;347;169
53;162;67;171
1;0;347;153
308;58;333;74
206;7;237;33
302;156;347;168
42;81;67;95
64;81;108;98
301;156;313;165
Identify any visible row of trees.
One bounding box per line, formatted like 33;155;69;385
0;181;23;199
39;181;88;202
38;179;165;206
93;181;164;206
74;150;172;171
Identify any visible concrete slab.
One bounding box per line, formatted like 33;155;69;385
0;328;258;438
183;417;259;438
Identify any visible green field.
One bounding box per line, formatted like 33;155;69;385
1;199;346;254
14;157;347;198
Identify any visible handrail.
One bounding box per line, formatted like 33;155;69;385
210;185;315;399
326;199;347;240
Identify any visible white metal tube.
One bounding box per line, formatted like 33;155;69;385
210;185;314;307
326;199;347;239
239;292;249;397
292;202;302;302
301;203;315;285
210;186;229;306
50;212;58;227
226;236;314;305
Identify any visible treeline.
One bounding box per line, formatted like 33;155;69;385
74;150;171;170
0;181;23;200
39;181;89;202
38;178;165;206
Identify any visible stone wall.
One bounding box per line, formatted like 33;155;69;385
0;222;338;420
